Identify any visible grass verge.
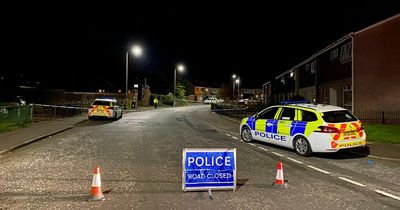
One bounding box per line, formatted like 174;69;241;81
0;122;30;134
364;123;400;144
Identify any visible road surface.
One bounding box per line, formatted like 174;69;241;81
0;105;399;209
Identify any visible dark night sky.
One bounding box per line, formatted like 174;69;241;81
2;1;400;93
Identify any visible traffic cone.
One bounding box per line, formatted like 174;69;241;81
88;166;105;201
273;162;288;189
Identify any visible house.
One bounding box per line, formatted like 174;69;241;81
263;14;400;114
184;80;220;101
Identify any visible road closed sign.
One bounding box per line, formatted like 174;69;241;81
182;148;236;191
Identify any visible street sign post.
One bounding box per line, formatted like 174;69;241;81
182;148;236;192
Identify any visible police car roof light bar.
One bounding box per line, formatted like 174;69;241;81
281;100;310;105
99;96;116;99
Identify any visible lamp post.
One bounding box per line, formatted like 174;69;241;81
236;77;240;101
232;74;236;100
125;45;142;108
174;64;185;107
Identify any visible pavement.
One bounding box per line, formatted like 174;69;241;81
0;106;399;160
0;106;161;155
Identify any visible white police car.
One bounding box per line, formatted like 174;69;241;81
240;102;366;156
88;97;123;120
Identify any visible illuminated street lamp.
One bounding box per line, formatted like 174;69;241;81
174;64;185;107
126;44;143;107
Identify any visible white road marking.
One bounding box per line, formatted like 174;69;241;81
286;157;303;164
307;165;331;174
375;190;400;201
338;177;366;187
232;136;239;140
225;133;231;136
271;152;285;157
249;143;256;147
257;146;269;152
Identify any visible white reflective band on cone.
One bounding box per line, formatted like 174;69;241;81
276;169;283;180
92;174;102;187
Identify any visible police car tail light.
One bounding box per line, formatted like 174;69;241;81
317;126;340;133
107;106;114;110
358;124;364;131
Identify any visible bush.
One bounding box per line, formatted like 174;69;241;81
161;95;174;106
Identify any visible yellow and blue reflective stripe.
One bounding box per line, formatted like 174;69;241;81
266;119;278;134
246;117;256;130
290;121;307;136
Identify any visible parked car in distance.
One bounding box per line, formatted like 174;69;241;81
88;97;123;120
204;97;224;104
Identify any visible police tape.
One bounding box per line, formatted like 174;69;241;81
32;104;89;110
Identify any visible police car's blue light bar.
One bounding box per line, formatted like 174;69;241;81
281;100;310;105
99;96;116;99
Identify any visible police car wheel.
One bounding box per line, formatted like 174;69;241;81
294;136;312;157
241;127;253;143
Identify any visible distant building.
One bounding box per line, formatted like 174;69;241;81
263;14;400;116
184;80;220;101
240;88;263;101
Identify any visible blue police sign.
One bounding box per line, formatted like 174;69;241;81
182;148;236;191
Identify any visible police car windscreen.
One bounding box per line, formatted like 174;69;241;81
322;110;358;123
93;101;111;106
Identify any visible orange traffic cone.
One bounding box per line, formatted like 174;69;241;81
88;166;105;201
273;162;288;189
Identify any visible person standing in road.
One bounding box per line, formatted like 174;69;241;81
153;97;158;109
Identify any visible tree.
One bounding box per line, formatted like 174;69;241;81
176;82;186;99
217;83;232;100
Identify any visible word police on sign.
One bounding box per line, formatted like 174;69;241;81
182;148;236;192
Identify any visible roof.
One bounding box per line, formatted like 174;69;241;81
275;34;352;79
355;13;400;35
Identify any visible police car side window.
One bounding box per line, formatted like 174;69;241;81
279;108;295;121
258;108;279;119
301;110;318;122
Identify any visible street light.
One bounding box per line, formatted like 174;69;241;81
126;44;142;108
174;64;185;107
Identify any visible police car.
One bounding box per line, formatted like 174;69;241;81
240;102;366;156
88;97;123;120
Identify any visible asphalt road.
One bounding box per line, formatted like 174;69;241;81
0;105;399;209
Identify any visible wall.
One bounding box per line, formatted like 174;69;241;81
353;15;400;111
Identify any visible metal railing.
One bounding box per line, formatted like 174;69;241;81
31;104;88;121
354;111;400;124
212;104;400;125
210;103;269;121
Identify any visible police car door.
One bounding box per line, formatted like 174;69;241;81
276;108;295;147
254;107;279;142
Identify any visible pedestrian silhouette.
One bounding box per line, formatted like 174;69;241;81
153;97;158;109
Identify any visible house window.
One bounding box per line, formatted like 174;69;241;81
343;85;352;110
310;60;316;74
340;42;352;64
